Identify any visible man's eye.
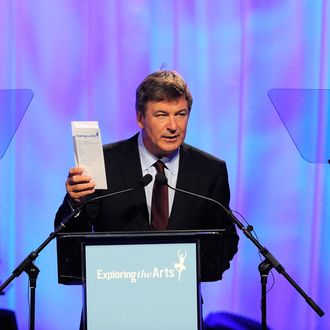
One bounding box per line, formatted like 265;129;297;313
177;112;187;117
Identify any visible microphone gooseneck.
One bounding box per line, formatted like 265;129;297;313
83;174;152;205
155;172;256;237
155;171;231;217
59;174;153;228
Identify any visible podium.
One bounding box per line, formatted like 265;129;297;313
56;230;224;330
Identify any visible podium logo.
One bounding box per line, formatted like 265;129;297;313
96;249;189;283
174;249;187;281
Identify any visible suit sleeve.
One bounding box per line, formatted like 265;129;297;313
54;194;99;232
54;194;100;284
211;162;239;276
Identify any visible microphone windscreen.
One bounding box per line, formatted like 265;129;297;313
155;172;168;185
141;174;153;186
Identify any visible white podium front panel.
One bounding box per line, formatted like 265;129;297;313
84;242;199;330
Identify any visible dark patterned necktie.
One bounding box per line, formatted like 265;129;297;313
151;160;169;230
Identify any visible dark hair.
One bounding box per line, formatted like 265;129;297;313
135;70;193;115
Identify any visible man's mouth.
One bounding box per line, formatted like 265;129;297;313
163;135;179;140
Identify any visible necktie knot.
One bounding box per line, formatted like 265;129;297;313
154;160;165;173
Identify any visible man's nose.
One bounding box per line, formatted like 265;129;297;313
167;116;177;131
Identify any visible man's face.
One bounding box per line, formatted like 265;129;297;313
136;97;189;158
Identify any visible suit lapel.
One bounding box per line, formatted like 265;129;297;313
113;134;150;229
168;144;198;229
115;134;143;187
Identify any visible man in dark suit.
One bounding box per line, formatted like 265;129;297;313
55;70;238;276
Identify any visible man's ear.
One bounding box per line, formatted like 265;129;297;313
136;111;144;129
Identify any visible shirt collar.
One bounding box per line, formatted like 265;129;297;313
138;131;180;175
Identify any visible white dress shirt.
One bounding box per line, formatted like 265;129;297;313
137;132;179;223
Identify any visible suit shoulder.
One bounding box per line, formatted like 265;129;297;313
103;134;138;155
181;143;226;167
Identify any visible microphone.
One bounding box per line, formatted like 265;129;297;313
140;173;153;186
155;172;232;218
155;172;249;234
58;174;152;229
85;173;153;204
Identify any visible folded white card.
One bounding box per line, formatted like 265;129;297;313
71;121;108;189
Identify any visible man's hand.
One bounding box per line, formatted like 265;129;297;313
66;167;96;206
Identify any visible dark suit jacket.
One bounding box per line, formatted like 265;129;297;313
55;133;238;281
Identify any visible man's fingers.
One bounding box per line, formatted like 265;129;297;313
67;174;92;185
69;188;96;200
65;167;96;205
68;182;96;193
68;167;84;177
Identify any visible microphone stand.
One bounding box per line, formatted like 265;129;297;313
258;259;272;329
226;211;325;329
160;179;325;329
0;205;83;330
0;178;152;330
251;159;328;328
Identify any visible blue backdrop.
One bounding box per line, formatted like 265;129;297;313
0;1;329;329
